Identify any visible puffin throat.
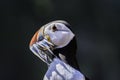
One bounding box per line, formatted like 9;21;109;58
53;37;80;71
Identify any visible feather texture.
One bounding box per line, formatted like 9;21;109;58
44;58;85;80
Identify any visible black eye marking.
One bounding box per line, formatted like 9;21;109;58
52;25;57;32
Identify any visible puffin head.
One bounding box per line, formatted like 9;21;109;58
29;20;79;69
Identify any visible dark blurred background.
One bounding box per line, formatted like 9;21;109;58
0;0;120;80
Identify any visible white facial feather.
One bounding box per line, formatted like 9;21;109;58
44;22;75;48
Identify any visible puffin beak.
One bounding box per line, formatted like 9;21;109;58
29;26;55;65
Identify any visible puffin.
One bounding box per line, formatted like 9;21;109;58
29;20;89;80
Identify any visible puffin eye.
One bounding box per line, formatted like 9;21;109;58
51;25;57;32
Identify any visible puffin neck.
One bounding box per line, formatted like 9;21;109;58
53;37;80;71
